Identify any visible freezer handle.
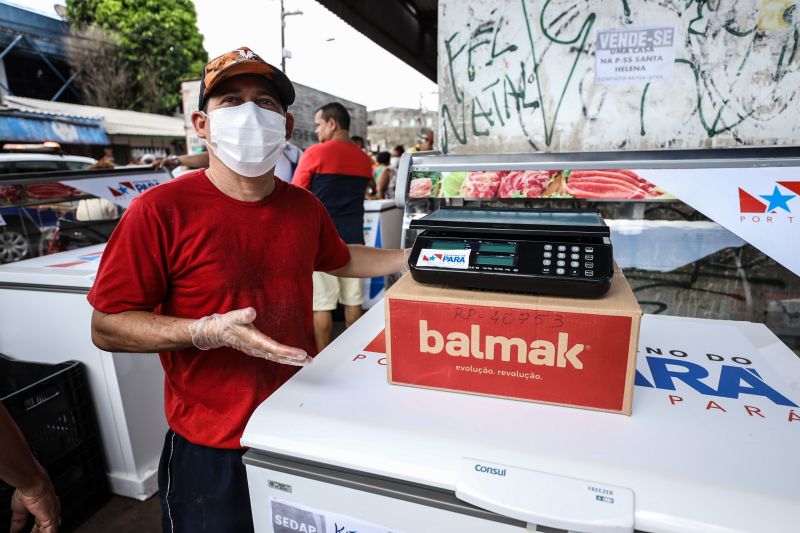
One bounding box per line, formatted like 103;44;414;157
394;150;441;209
394;151;413;209
455;458;634;533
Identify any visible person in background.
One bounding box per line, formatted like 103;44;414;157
87;47;406;533
390;145;405;170
0;403;60;533
101;147;115;164
408;130;434;153
374;151;394;200
386;145;405;199
155;142;303;182
277;141;303;182
350;135;366;151
293;103;373;351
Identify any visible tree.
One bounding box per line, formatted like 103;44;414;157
66;25;136;110
65;0;208;114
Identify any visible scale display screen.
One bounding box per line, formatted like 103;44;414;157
479;243;517;253
420;209;604;227
475;255;515;266
430;241;467;250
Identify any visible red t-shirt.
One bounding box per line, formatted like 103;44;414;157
292;140;373;243
87;170;350;448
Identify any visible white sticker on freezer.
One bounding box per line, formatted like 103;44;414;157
595;26;676;84
270;498;402;533
415;248;471;270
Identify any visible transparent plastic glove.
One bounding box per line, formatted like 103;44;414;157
188;307;312;366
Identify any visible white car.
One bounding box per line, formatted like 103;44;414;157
0;150;97;263
0;152;96;174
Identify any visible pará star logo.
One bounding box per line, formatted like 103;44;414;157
738;182;799;213
108;181;136;198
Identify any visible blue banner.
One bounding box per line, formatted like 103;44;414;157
0;112;109;145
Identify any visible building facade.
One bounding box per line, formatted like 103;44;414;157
367;107;437;153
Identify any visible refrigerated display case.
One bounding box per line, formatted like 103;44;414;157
394;147;800;350
243;147;800;532
0;166;172;263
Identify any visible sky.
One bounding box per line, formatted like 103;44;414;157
7;0;439;111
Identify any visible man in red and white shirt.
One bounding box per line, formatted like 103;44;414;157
292;103;374;350
88;47;405;533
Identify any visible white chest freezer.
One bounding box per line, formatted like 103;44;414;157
0;244;167;500
242;304;799;533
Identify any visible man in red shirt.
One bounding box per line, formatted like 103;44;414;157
87;47;405;533
292;103;374;350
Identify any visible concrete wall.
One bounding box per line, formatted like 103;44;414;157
438;0;800;154
367;107;437;152
181;79;367;152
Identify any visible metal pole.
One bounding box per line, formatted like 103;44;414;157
280;3;302;74
280;0;286;73
51;71;79;102
0;34;24;61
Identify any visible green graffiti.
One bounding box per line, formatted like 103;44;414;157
489;16;519;64
445;32;466;104
640;82;650;136
472;96;494;135
526;0;595;146
441;101;467;154
443;0;797;153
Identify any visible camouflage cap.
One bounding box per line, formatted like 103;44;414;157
199;47;295;110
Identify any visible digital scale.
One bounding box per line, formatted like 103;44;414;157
409;207;613;297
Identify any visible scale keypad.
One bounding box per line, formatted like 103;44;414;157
541;244;598;277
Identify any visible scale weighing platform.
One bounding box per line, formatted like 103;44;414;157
409;207;613;297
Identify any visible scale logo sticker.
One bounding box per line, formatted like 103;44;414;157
416;248;471;269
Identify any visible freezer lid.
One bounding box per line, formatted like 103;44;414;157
242;304;800;533
364;199;398;212
0;243;105;290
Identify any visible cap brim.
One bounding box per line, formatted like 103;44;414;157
204;62;295;108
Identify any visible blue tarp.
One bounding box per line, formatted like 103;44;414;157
0;111;109;145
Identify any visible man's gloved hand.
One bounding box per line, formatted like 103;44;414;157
188;308;312;366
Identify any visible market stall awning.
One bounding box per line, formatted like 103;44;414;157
315;0;437;82
0;110;108;145
3;96;184;138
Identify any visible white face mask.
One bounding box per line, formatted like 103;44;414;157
204;102;286;177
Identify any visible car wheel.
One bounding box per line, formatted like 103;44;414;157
0;227;31;263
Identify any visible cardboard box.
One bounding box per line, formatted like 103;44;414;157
384;268;642;414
